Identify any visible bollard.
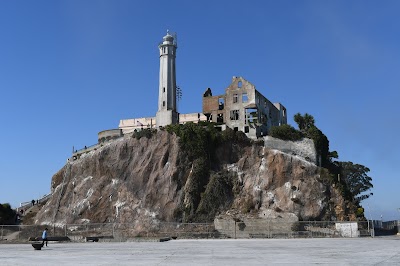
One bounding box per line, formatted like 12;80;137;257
234;220;236;239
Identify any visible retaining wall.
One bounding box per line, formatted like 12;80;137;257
263;136;317;164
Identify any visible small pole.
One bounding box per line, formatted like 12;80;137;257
234;220;236;239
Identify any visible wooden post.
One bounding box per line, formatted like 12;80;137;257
234;220;237;239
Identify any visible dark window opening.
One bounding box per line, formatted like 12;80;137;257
244;126;249;133
261;114;268;124
163;101;165;107
217;113;224;123
233;94;238;103
230;110;240;120
234;127;238;131
218;98;224;110
163;87;165;92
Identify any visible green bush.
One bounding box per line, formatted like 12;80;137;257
269;124;303;141
195;171;237;221
132;128;157;140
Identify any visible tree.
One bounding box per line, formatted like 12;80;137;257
305;126;330;167
294;113;315;133
339;162;373;203
0;203;16;225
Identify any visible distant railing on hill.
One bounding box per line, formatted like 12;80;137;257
19;193;52;211
74;143;99;154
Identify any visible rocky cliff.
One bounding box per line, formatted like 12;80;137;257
35;129;356;232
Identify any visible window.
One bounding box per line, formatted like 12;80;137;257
238;81;242;88
163;87;165;93
217;113;224;123
163;101;165;107
244;126;249;133
246;108;258;124
242;93;248;103
233;94;238;103
234;127;238;131
218;98;224;110
230;110;240;120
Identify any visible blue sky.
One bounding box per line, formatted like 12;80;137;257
0;0;399;220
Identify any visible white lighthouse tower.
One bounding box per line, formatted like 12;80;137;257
156;31;178;127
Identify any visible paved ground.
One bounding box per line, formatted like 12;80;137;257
0;237;399;265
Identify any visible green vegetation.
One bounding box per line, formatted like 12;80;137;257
0;203;16;225
132;128;158;140
294;113;315;133
165;122;250;222
269;124;303;141
195;171;239;221
337;161;373;203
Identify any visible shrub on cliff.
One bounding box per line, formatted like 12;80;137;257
132;128;157;140
269;124;303;141
195;171;239;222
0;203;16;225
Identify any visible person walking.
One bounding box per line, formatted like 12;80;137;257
42;228;48;247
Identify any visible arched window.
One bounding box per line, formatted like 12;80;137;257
238;81;242;88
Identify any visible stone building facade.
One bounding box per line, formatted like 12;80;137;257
203;76;287;139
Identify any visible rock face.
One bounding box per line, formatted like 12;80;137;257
35;130;356;233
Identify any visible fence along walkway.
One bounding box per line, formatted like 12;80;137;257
1;221;375;242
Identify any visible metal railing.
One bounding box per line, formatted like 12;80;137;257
74;143;99;154
18;193;52;212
